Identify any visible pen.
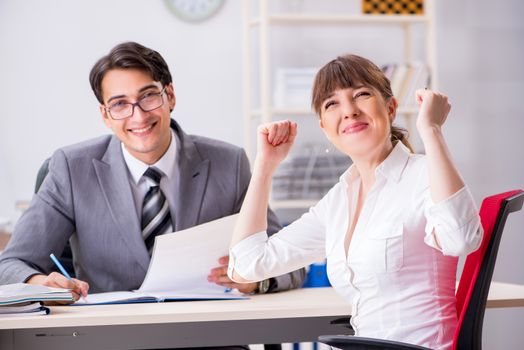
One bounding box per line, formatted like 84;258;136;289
50;253;72;279
50;253;86;301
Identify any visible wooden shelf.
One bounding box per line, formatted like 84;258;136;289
250;106;420;118
249;14;429;27
250;108;314;118
243;0;436;204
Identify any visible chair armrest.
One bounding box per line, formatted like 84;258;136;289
318;335;431;350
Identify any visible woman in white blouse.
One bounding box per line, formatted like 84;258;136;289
227;54;483;350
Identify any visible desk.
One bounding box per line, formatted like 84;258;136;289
485;281;524;308
0;282;522;350
0;287;351;350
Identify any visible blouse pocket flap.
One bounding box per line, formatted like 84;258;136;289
368;222;403;239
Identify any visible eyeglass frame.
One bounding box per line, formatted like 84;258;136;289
104;87;167;120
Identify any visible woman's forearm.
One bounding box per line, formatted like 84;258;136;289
231;120;296;246
229;121;297;282
421;127;465;203
231;158;274;246
415;90;464;203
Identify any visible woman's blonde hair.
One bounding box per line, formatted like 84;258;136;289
311;54;414;153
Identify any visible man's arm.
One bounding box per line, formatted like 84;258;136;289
0;150;88;300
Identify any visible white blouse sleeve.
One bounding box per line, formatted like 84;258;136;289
423;185;483;256
228;199;328;282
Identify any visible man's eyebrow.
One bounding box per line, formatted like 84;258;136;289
138;84;162;93
107;94;126;105
106;84;161;104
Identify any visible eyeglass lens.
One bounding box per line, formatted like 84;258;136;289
108;90;165;119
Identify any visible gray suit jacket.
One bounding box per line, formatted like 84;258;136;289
0;120;305;292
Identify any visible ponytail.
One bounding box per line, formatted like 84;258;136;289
391;125;414;153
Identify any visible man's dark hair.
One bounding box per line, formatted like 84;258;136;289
89;42;173;104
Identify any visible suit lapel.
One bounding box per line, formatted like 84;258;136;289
89;120;209;272
172;120;210;231
93;137;150;273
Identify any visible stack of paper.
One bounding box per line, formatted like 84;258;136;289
0;283;73;316
0;301;50;317
76;214;247;305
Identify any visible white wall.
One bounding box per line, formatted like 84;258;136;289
0;0;523;348
0;0;243;220
437;1;524;348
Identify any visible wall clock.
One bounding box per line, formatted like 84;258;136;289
164;0;225;22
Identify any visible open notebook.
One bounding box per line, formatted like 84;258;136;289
75;214;246;305
77;289;245;305
0;283;73;305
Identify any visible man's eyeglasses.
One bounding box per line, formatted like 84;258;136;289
105;87;167;120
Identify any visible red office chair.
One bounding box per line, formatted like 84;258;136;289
319;189;524;350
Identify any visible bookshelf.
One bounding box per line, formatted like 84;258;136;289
242;0;437;210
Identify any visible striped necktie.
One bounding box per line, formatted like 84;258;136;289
141;167;173;254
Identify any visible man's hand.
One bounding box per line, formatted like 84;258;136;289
207;256;258;294
27;272;89;305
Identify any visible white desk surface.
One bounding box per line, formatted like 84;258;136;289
1;281;522;330
0;286;350;329
0;287;351;350
485;281;524;308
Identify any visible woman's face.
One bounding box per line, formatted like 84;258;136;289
319;85;397;160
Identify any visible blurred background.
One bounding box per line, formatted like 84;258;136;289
0;0;523;348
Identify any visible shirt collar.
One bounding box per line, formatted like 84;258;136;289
375;141;411;183
121;129;178;184
339;141;411;187
340;164;359;189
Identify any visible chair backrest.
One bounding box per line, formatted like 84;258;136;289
35;158;50;193
35;158;76;278
453;190;524;350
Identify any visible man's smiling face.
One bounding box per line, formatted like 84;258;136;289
99;68;176;164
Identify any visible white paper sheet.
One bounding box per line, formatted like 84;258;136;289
138;214;238;293
75;288;245;305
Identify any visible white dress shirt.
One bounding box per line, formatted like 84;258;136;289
229;142;483;350
121;129;179;222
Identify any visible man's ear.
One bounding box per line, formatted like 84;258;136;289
166;83;176;112
100;105;112;128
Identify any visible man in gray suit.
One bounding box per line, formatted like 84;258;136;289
0;42;304;302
